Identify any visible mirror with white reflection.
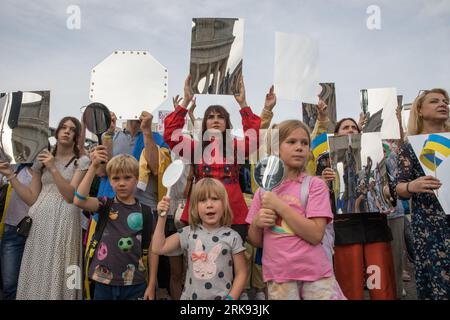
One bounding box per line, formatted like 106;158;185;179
274;32;320;103
360;87;400;139
329;133;395;215
189;18;244;95
0;91;50;164
90;50;168;120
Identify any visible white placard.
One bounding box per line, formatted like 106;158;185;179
90;51;168;120
274;32;320;103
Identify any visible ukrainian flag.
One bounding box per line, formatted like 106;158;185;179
311;133;329;159
419;134;450;171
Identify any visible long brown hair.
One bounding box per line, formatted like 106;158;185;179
334;118;361;135
200;105;233;159
52;116;81;158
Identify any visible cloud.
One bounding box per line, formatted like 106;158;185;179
0;0;449;128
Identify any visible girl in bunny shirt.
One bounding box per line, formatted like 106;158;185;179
152;178;247;300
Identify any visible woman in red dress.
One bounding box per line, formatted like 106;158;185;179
164;76;261;242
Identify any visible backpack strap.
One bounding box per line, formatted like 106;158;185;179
84;197;113;300
86;197;114;260
300;175;312;210
140;204;153;257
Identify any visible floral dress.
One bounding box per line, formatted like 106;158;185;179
397;142;449;300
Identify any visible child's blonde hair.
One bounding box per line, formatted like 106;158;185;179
188;178;233;228
106;154;139;178
267;120;312;171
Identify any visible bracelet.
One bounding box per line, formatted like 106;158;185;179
74;191;87;201
406;182;412;194
225;294;234;300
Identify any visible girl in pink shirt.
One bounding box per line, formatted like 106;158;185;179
246;120;345;300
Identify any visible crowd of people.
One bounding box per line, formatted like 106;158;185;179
0;76;448;300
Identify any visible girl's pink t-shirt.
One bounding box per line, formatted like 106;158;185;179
246;173;333;282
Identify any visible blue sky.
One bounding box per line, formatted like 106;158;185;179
1;0;449;128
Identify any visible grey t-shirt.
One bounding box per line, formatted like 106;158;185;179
4;166;32;226
178;225;245;300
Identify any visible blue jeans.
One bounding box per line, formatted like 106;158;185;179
0;224;26;300
93;282;147;300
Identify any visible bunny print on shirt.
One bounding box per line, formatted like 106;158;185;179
192;239;222;280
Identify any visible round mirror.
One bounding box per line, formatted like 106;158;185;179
162;159;185;188
253;155;285;191
83;102;111;144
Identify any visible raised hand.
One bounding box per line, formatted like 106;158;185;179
317;99;328;122
182;75;194;109
188;97;197;120
358;112;368;131
90;145;109;168
157;196;171;216
0;161;13;177
234;75;248;109
321;167;336;182
172;95;182;109
264;85;276;111
107;112;117;135
37;150;56;171
139;111;153;135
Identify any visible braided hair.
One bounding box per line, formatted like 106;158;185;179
52;116;81;159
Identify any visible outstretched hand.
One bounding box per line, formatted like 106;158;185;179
234;75;248;109
139;111;153;135
358;112;368;131
264;85;276;111
182;75;194;109
317;99;328;122
172;95;182;109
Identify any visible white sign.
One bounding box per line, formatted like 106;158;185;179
274;32;321;103
90;51;168;120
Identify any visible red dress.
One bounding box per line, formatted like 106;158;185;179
163;105;261;225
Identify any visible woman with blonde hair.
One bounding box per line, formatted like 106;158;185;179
396;88;449;299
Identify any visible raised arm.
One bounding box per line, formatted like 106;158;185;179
260;85;276;129
164;76;195;159
151;196;182;255
97;112;117;177
140;111;158;175
311;99;331;140
73;146;108;212
234;76;261;157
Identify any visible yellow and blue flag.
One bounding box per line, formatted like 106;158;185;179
311;133;329;159
419;134;450;171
